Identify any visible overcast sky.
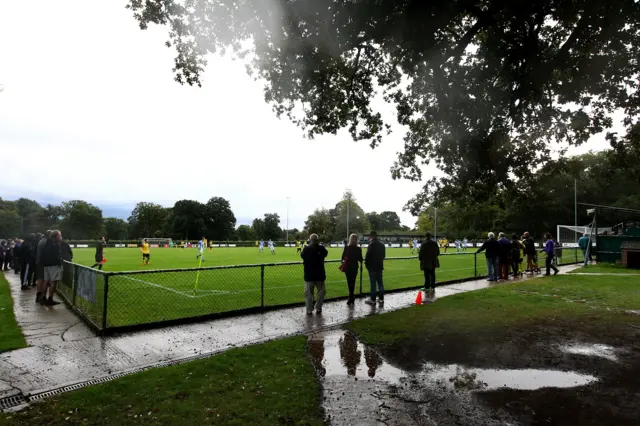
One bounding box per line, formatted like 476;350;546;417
0;1;619;229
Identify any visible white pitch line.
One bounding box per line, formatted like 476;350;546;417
120;275;198;298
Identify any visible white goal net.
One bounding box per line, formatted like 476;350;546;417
556;225;611;246
142;238;173;246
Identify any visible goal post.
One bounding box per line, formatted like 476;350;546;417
556;224;611;246
141;238;173;247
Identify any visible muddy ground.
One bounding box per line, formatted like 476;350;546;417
311;317;640;425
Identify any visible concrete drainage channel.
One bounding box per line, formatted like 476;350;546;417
0;321;357;413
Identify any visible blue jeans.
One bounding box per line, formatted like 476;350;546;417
486;257;498;280
368;270;384;301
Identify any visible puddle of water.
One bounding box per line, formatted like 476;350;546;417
420;363;597;391
560;343;619;362
309;330;598;391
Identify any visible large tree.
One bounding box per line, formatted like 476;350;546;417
59;200;104;240
262;213;282;241
205;197;236;240
304;208;335;242
103;218;129;240
236;224;255;241
128;202;169;238
167;199;207;240
334;190;369;237
128;0;640;211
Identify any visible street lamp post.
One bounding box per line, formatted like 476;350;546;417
434;207;438;239
346;197;350;241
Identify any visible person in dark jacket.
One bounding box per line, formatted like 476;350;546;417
523;231;541;274
19;236;34;290
497;232;511;280
36;230;52;298
364;231;386;305
476;232;500;281
12;239;21;275
91;236;106;269
510;234;523;278
301;233;328;315
0;240;8;271
40;230;62;306
541;232;560;276
341;233;363;306
418;232;440;289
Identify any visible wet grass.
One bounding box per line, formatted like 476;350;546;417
568;263;640;274
0;336;323;426
66;247;580;329
348;274;640;346
0;273;27;353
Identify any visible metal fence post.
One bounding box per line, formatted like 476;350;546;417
72;264;78;306
474;253;477;278
260;265;265;308
359;261;363;295
101;274;109;331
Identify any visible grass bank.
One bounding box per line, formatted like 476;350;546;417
348;274;640;346
0;273;27;353
0;336;323;426
568;263;640;274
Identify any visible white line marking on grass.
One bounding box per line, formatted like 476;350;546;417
120;276;197;298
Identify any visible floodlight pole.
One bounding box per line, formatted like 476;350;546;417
346;196;350;241
286;197;290;245
574;179;578;243
434;207;438;239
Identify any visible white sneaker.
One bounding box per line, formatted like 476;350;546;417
364;299;375;305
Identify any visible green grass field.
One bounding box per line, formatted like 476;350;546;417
0;273;27;353
62;246;581;330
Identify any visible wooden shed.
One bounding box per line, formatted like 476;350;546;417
620;241;640;269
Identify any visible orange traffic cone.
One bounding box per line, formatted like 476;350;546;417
415;290;423;305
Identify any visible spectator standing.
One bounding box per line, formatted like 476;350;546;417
510;234;523;277
498;232;511;280
61;237;74;287
542;233;560;276
578;233;593;264
41;230;63;306
364;231;386;305
341;233;363;306
36;230;52;303
0;240;8;271
12;239;22;275
476;232;500;281
418;232;440;289
301;233;328;315
19;236;34;290
523;232;541;274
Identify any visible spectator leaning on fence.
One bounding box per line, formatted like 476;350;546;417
341;233;363;306
510;233;523;278
40;230;63;306
364;231;386;305
477;232;500;282
418;232;440;290
92;236;106;269
301;233;328;315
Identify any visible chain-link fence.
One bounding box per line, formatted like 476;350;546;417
59;248;582;333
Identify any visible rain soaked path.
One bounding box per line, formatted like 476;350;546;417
0;265;578;405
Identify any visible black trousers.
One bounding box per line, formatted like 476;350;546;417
345;272;357;300
424;268;436;288
546;255;559;275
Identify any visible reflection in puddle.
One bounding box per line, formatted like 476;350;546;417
309;330;598;391
311;329;601;426
560;343;619;362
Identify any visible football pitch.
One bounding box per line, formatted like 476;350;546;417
65;246;579;330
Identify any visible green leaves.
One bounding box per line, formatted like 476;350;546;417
128;0;640;209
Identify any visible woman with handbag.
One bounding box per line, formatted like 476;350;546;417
341;233;363;305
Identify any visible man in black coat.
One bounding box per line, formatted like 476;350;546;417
419;232;440;289
365;231;386;305
301;233;328;315
476;232;500;281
